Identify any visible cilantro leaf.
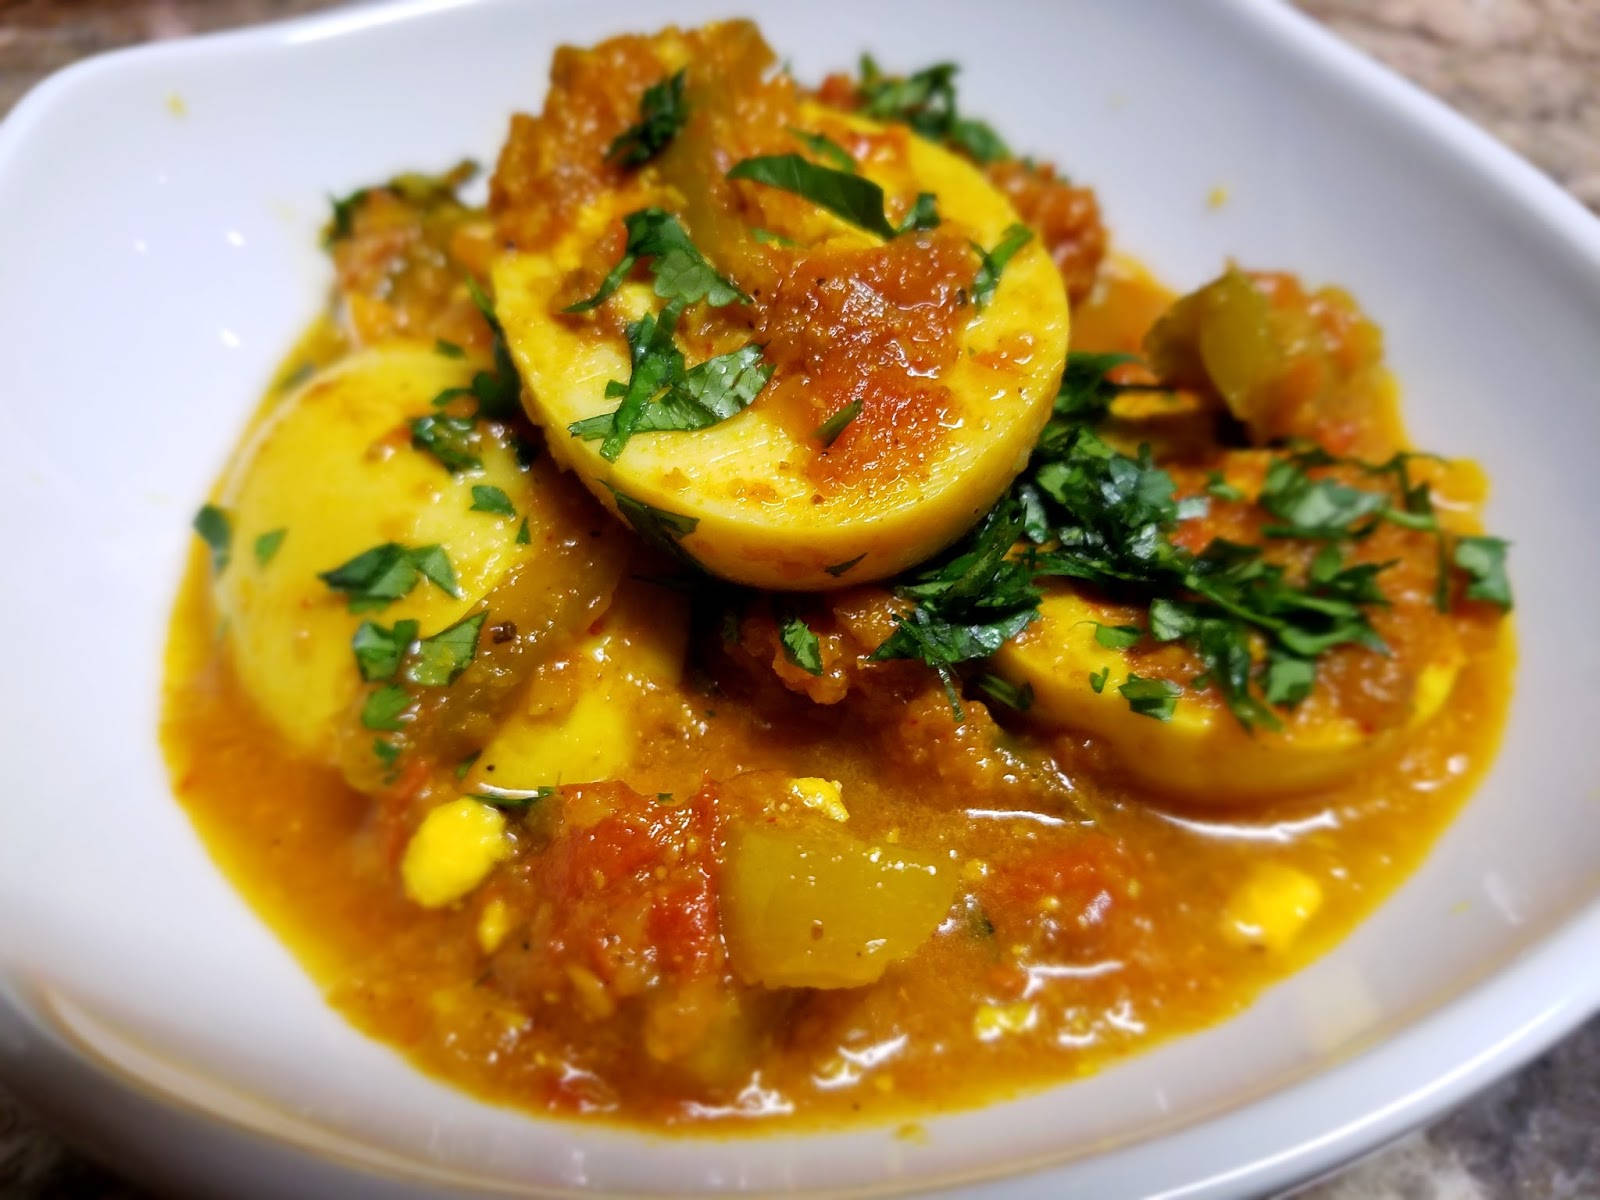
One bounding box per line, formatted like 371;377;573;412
1053;351;1139;423
405;610;486;686
814;399;862;447
824;553;866;577
1262;652;1316;707
434;338;465;359
973;673;1033;712
606;70;688;168
352;618;418;682
778;615;823;675
253;528;287;567
515;517;530;545
1088;666;1109;694
1258;459;1388;539
564;209;748;314
606;485;700;565
470;485;515;517
1093;623;1141;650
855;57;1010;164
361;684;411;731
411;413;482;473
1205;471;1245;502
727;154;937;240
318;543;460;612
192;504;231;574
600;302;686;461
788;126;856;171
569;342;772;442
1118;673;1180;721
970;223;1032;311
1453;535;1512;608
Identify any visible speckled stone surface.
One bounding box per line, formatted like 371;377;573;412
0;2;1596;1197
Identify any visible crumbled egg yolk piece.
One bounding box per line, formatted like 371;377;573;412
973;1002;1038;1042
789;777;848;822
1221;863;1324;953
477;897;512;954
401;798;511;909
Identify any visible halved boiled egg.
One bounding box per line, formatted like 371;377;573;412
491;101;1068;590
993;586;1462;802
214;345;624;763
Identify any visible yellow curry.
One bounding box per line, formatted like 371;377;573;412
163;22;1513;1129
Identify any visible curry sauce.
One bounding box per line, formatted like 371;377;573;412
162;22;1514;1132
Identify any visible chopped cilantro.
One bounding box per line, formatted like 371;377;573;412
253;528;287;567
778;615;824;675
1053;351;1139;423
569;342;772;443
824;553;867;577
751;227;799;247
564;208;748;314
192;504;231;574
606;70;688;167
606;485;700;565
351;618;418;683
1088;666;1110;694
814;399;863;447
1205;471;1246;502
1258;458;1388;539
318;543;460;612
788;126;856;171
469;485;515;517
410;413;481;473
1118;673;1180;721
1262;652;1316;707
1093;623;1142;650
970;223;1032;311
515;517;530;545
1453;535;1512;608
855;57;1010;164
727;154;938;239
405;610;486;687
974;673;1033;712
434;338;465;359
361;683;411;731
372;738;401;768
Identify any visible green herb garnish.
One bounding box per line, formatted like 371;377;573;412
193;504;231;574
1453;535;1512;608
361;684;411;731
726;154;939;239
434;338;465;359
318;543;460;612
824;553;867;577
410;413;482;473
564;208;748;314
788;126;856;171
1092;623;1142;650
569;342;772;443
814;399;863;447
606;70;688;168
974;673;1033;712
855;56;1009;164
470;485;515;517
352;618;419;682
778;615;824;676
253;528;287;567
1118;673;1181;721
405;610;486;687
1088;666;1110;694
606;486;700;565
970;223;1032;311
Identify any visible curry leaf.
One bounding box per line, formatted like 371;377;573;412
728;154;901;239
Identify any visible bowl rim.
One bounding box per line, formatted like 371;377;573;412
1;1;1597;1196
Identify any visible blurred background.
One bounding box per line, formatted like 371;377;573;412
0;1;1595;1197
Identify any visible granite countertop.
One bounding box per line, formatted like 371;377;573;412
0;1;1596;1197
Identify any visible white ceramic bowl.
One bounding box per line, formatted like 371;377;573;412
1;1;1597;1196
